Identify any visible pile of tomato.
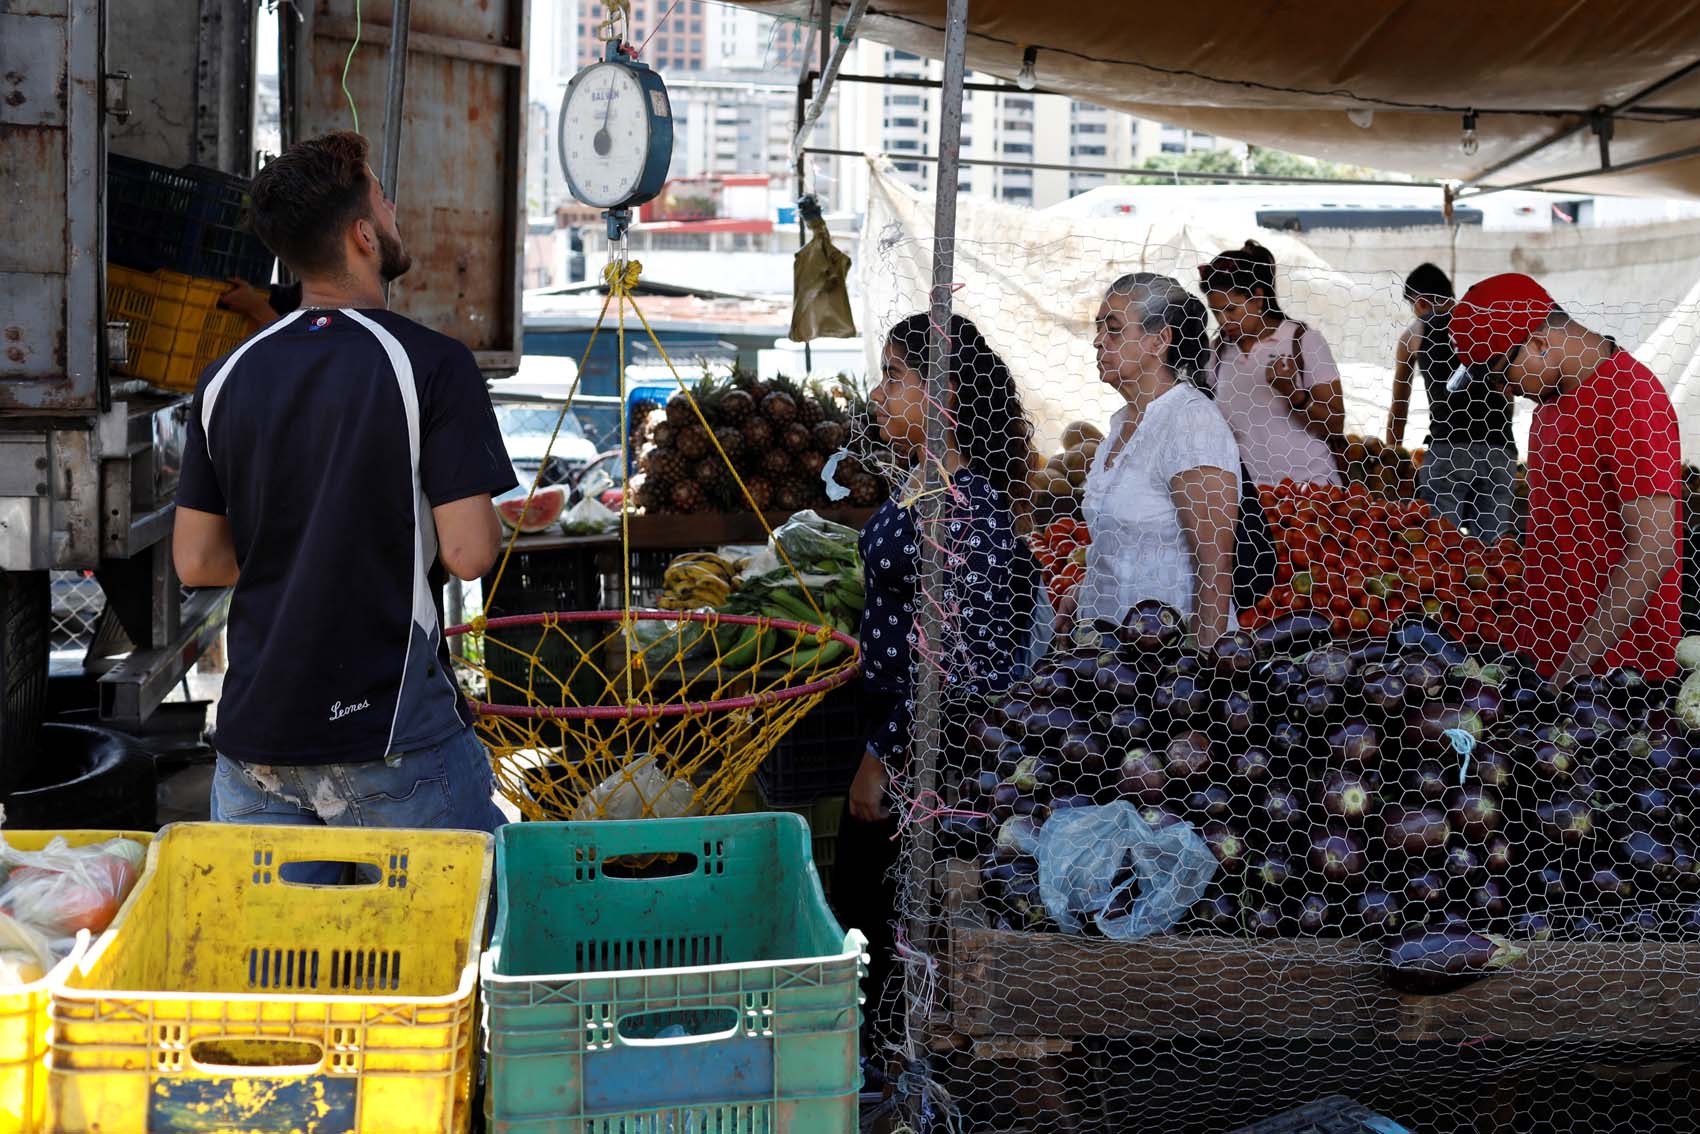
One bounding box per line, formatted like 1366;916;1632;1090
1240;480;1522;646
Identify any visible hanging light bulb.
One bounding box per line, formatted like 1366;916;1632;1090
1460;110;1480;157
1016;46;1038;92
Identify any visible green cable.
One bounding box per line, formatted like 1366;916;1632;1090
341;0;362;133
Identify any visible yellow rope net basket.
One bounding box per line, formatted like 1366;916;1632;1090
446;259;862;821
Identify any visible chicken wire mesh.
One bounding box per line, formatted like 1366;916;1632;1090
850;232;1700;1134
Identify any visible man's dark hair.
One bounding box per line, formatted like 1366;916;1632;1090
250;131;374;277
1403;262;1454;303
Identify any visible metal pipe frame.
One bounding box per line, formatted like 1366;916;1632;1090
1460;54;1700;188
1458;139;1700;199
801;145;1444;189
379;0;412;200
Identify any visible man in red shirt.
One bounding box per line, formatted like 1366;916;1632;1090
1451;273;1682;682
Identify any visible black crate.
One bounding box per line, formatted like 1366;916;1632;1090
108;155;275;285
755;676;872;805
481;546;605;708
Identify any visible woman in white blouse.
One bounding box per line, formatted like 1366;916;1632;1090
1062;273;1242;648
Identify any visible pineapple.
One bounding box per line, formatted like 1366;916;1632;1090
782;422;813;453
812;420;848;452
677;423;710;460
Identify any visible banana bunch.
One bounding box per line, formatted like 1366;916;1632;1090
657;552;739;610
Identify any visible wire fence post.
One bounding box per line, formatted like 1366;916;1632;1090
905;0;969;1081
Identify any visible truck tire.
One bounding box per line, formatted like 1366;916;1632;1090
0;570;48;795
3;722;157;830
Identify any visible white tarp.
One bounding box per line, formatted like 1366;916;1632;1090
858;160;1700;459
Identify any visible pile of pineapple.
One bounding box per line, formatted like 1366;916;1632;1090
632;370;888;515
1027;420;1104;527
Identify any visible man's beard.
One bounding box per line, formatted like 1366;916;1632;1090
378;229;413;283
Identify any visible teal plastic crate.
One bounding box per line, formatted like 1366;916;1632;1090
482;814;866;1133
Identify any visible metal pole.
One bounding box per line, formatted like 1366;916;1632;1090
379;0;412;199
799;145;1445;189
1457;140;1700;199
905;0;967;1075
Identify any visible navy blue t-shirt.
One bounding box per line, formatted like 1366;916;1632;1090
176;307;517;765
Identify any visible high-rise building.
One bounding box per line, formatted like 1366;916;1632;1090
575;1;710;72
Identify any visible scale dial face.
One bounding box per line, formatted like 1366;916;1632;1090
561;60;657;209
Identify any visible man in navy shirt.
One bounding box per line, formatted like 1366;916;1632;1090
175;131;516;835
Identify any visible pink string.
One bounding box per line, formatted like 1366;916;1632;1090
889;788;989;839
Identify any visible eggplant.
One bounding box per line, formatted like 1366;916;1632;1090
1154;673;1212;721
1321;770;1380;822
1094;659;1150;708
1402;655;1450;702
1216;689;1257;736
1048;793;1096;816
1387;618;1470;665
1106;703;1155;747
1678;903;1700;940
1567;911;1613;941
1468;743;1518;793
1229;746;1277;788
1164;731;1216;784
979;853;1039;901
1355;887;1405;936
1360;669;1410;719
1307;825;1367;884
1138;805;1186;832
995;815;1042;857
1567;696;1631;749
1026;703;1086;745
1455;678;1505;729
1059;728;1110;777
1243;898;1290;937
1384;927;1524;993
1252;657;1307;705
1118;599;1185;662
1622;828;1681;885
966;717;1013;759
938;814;991;857
1403;702;1486;763
1297;892;1334;936
1303;647;1355;688
1620;905;1662;938
995;695;1040;739
1445;785;1505;841
1535;864;1568;907
1584;865;1636;904
1482;832;1518;875
1253;851;1299;893
1252;610;1335;659
1630;785;1679;828
1254;784;1309;836
1211;629;1259;682
1116;746;1169;806
1400;760;1453;805
1292;677;1341;720
1266;719;1310;761
1536;794;1598;848
1403;869;1450;911
1526;737;1581;786
1027;666;1079;704
1326;721;1382;768
1512;912;1555;941
1202;822;1249;873
990;782;1021;824
1442;838;1484;882
1186;785;1236;824
1384;804;1453;859
1467;877;1512;921
1188;891;1241;934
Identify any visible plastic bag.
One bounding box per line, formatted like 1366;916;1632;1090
0;911;57;985
0;834;146;941
572;754;702;821
1037;801;1218;941
789;198;856;342
560;495;618;535
771;509;861;571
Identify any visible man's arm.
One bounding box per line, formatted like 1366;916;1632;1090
1388;326;1416;446
432;494;503;582
1554;493;1679;684
173;506;239;587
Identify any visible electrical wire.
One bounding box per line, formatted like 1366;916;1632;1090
637;0;686;57
341;0;362;133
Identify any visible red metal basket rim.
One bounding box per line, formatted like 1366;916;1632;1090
445;609;861;720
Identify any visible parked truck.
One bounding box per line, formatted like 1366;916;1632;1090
0;0;527;793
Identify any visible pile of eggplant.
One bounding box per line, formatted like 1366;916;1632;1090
952;600;1700;989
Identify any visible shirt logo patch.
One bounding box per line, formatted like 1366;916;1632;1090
309;315;332;331
328;699;370;721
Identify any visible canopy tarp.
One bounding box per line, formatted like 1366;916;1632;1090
747;1;1700;198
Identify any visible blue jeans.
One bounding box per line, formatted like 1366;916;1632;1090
1419;441;1517;543
211;724;508;836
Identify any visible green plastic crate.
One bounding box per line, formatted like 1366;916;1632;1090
482;814;866;1133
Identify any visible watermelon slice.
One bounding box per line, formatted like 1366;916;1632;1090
495;486;567;533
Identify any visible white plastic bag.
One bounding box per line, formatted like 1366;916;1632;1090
1037;802;1218;940
572;754;702;821
0;835;146;969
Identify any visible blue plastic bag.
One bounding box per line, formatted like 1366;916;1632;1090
1037;801;1218;940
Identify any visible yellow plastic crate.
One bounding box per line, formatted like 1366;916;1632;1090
107;265;257;392
48;823;493;1134
0;830;153;1134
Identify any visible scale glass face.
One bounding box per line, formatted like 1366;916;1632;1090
560;59;668;210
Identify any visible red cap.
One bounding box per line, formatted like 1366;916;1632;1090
1450;273;1555;366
